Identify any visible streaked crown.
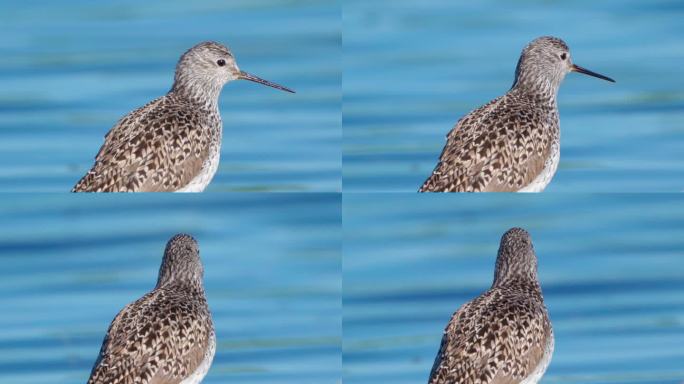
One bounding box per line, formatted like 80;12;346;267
512;36;572;94
172;41;240;100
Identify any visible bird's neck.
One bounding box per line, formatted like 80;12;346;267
170;76;222;111
156;264;205;292
492;274;541;293
156;277;205;295
492;260;539;289
510;75;559;108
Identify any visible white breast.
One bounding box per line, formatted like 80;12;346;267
180;331;216;384
518;140;559;193
176;141;221;193
520;331;554;384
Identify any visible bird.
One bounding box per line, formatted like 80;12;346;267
73;41;294;192
419;36;614;192
428;227;553;384
87;234;215;384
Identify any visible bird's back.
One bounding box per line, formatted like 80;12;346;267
73;94;220;192
428;281;553;384
87;285;214;384
419;91;558;192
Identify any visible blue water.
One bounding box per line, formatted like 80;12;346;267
343;194;684;383
0;0;340;192
0;194;341;383
343;0;684;192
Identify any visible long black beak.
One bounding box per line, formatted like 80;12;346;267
571;64;615;83
238;70;295;93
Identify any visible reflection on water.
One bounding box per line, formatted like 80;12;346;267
0;194;341;383
343;0;684;192
0;0;341;192
343;194;684;384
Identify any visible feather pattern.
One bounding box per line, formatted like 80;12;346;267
428;228;554;384
87;234;215;384
420;36;611;192
72;41;296;192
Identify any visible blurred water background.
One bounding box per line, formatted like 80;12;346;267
0;0;340;192
0;193;341;383
344;194;684;383
344;0;684;192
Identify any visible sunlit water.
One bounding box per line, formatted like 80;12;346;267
343;0;684;192
0;194;341;383
344;194;684;383
0;0;340;192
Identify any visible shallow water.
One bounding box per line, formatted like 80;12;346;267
343;0;684;192
343;194;684;383
0;0;340;192
0;194;341;383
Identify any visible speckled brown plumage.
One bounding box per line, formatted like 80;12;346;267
428;228;553;384
73;41;294;192
87;234;215;384
420;36;614;192
74;94;220;192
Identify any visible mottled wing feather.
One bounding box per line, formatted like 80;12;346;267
428;287;551;384
73;96;209;192
420;96;552;192
87;301;131;380
87;289;212;384
428;301;470;381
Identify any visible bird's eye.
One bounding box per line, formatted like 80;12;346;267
217;59;226;67
560;53;567;60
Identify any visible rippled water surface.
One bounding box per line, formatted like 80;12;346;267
344;0;684;192
344;194;684;383
0;0;340;192
0;194;341;383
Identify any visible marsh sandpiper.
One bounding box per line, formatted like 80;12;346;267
420;36;614;192
73;41;294;192
87;234;215;384
428;228;553;384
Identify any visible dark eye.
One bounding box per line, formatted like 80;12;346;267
560;53;567;60
217;59;226;67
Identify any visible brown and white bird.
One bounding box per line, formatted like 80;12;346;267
420;36;614;192
87;234;215;384
73;41;294;192
428;228;553;384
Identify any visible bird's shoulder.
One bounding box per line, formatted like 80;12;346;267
446;93;550;159
96;95;212;163
421;93;554;192
73;95;217;192
87;287;213;384
428;285;552;384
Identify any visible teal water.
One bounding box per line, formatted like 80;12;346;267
0;194;341;383
0;0;340;192
343;194;684;383
343;0;684;192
